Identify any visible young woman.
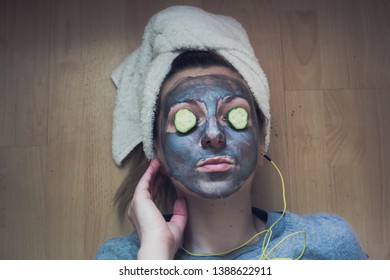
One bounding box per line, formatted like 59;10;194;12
95;6;367;260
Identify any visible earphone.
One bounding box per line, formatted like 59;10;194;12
259;153;306;260
181;154;307;259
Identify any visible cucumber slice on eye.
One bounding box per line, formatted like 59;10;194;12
174;108;197;134
228;107;248;130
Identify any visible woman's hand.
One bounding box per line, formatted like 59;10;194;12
128;159;187;259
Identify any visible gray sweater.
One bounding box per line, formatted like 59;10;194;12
95;209;368;260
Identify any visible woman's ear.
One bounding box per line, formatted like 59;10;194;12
258;144;265;167
153;141;169;176
153;141;162;161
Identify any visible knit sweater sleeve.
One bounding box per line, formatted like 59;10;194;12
289;213;368;260
94;232;140;260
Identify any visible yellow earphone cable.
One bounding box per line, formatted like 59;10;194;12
181;154;307;259
260;155;306;260
259;156;287;259
181;229;268;257
262;230;307;260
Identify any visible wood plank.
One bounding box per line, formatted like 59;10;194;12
317;0;390;89
285;90;336;213
80;0;133;259
323;89;384;258
0;146;47;259
317;0;363;89
46;63;86;259
0;0;15;146
14;77;48;146
280;7;321;90
49;0;83;64
0;145;6;257
377;90;390;259
203;0;280;39
356;0;390;88
46;0;86;259
47;0;87;252
8;0;50;146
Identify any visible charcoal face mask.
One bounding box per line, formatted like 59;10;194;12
157;74;260;199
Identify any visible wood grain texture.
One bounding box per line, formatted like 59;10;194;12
285;91;335;213
0;0;388;259
0;146;47;259
281;10;321;90
317;0;390;89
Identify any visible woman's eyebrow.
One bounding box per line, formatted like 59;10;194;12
220;95;251;105
221;95;237;104
169;99;199;109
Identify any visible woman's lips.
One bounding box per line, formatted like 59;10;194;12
196;156;235;172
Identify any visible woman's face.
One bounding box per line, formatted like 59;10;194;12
156;67;262;199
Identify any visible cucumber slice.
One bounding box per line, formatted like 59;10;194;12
174;108;197;133
228;107;248;130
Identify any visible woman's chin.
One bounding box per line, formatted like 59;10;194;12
172;178;243;200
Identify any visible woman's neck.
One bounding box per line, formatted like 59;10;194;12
181;187;265;255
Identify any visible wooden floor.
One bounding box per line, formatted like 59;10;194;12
0;0;389;259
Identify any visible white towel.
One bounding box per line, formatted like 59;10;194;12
112;5;270;165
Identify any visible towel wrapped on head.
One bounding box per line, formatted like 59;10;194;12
112;5;270;165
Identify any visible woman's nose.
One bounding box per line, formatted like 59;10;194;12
201;117;226;148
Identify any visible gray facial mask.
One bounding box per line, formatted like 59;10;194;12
158;74;260;199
